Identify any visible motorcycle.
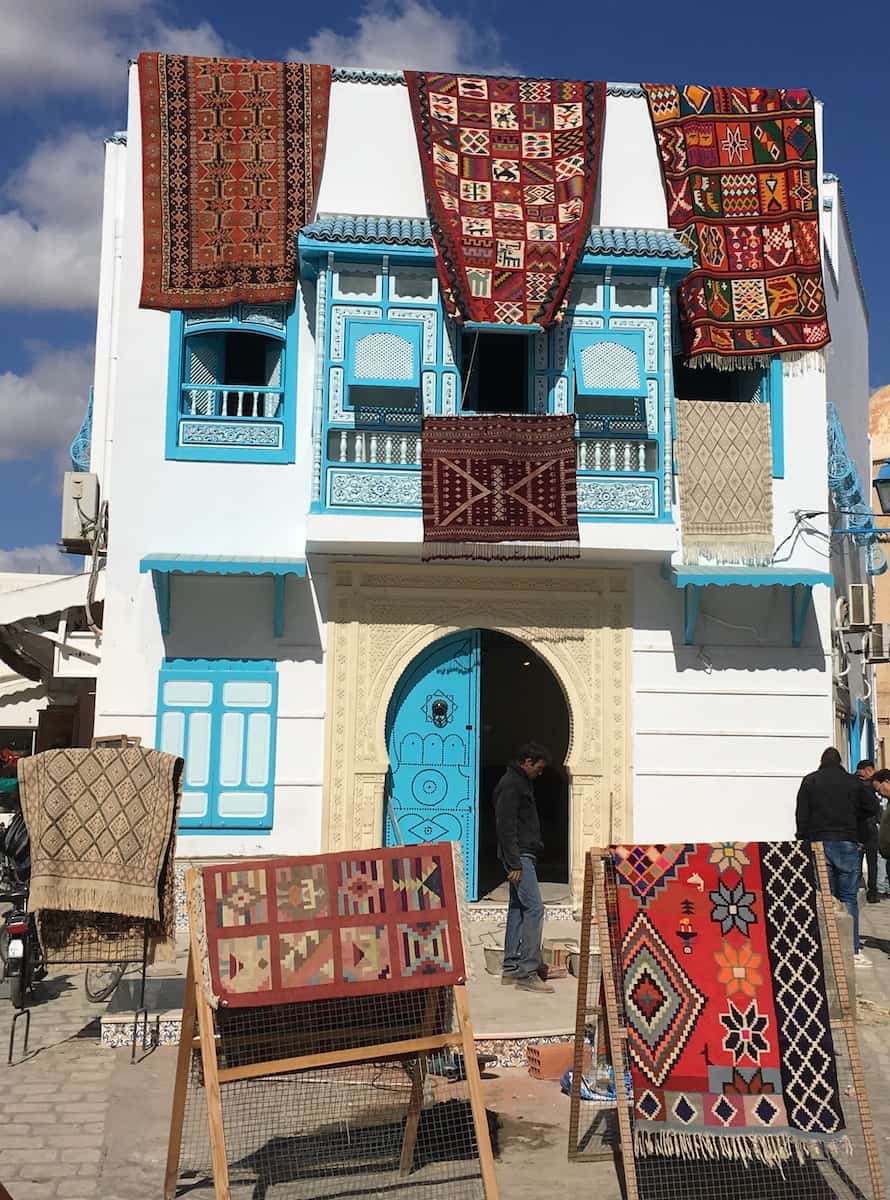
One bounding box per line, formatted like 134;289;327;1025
0;809;45;1008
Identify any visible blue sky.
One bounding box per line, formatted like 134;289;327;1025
1;0;888;571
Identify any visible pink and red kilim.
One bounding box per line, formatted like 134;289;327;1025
609;842;845;1163
406;73;606;328
421;414;579;558
138;53;330;310
200;844;465;1007
643;85;830;362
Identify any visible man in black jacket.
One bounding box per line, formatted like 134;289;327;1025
855;759;881;902
796;747;879;966
495;742;552;993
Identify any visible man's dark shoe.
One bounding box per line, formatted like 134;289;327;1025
867;891;879;904
516;974;555;993
501;972;518;986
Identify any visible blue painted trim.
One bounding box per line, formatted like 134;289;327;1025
464;321;542;334
579;252;692;276
666;565;833;588
157;658;278;831
769;357;784;478
140;556;307;577
165;306;298;465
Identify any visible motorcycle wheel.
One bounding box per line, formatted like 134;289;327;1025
9;971;25;1009
85;962;128;1003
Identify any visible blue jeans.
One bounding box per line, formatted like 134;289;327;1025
503;854;545;979
823;840;861;954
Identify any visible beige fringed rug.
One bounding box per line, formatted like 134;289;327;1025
675;399;774;565
19;747;181;921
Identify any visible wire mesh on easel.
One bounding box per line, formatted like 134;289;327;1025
572;847;886;1200
174;988;492;1200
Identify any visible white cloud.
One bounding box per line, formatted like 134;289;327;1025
0;0;232;103
0;545;80;576
0;129;105;310
0;343;94;465
287;0;516;74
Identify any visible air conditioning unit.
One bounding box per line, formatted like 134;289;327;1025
867;623;890;663
60;472;100;553
846;583;871;631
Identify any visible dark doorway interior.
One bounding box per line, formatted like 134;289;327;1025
461;332;530;413
477;630;570;897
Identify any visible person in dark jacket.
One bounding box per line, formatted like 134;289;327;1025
856;759;882;902
495;742;551;993
796;747;879;964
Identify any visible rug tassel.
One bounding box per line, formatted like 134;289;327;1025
422;540;581;562
634;1128;851;1170
684;349;826;374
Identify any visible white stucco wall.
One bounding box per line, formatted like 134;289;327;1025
90;70;863;858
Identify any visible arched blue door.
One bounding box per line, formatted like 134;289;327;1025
385;631;481;900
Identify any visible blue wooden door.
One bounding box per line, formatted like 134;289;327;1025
385;631;481;900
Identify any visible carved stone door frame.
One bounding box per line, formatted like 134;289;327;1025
323;562;632;898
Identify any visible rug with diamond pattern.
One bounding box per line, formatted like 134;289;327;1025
198;843;466;1007
405;72;606;328
675;398;773;565
642;85;830;364
610;841;845;1163
19;747;182;921
138;53;331;310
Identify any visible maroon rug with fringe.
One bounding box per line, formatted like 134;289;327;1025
642;84;829;366
421;415;579;559
138;53;330;310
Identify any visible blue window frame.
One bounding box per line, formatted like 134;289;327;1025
166;304;297;464
156;658;278;831
344;318;423;405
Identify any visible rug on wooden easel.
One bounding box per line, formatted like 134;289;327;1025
197;843;468;1008
609;841;847;1165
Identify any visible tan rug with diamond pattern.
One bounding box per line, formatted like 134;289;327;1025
675;399;774;565
19;747;181;920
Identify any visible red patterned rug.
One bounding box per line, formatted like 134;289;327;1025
138;53;330;310
643;85;829;366
421;414;579;559
609;842;846;1164
406;73;606;328
198;844;466;1007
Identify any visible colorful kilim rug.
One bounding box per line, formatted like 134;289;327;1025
642;85;830;366
405;72;606;328
421;414;580;559
675;399;774;565
138;53;331;310
19;748;182;922
197;843;467;1007
609;842;846;1165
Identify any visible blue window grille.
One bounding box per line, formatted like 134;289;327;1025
344;318;422;408
570;329;648;436
166;304;297;463
156;658;278;830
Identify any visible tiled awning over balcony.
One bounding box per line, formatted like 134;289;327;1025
139;555;307;637
664;564;833;646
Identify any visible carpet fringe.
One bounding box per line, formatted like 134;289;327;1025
422;540;581;562
634;1128;852;1170
680;537;775;567
684;349;826;375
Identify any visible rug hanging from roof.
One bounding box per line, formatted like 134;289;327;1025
421;414;579;560
609;841;846;1165
642;85;829;367
197;843;467;1007
138;53;330;310
674;399;773;565
405;73;606;328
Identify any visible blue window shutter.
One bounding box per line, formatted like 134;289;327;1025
571;330;646;398
185;333;225;416
156;660;278;832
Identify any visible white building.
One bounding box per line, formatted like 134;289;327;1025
77;66;874;901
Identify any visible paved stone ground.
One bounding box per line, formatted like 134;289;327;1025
1;897;889;1199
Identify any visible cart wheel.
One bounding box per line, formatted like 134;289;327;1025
85;962;128;1003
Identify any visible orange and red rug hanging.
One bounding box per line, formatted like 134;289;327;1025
643;85;830;367
138;53;330;310
421;414;580;559
406;73;606;328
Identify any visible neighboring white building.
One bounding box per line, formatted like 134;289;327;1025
82;67;874;901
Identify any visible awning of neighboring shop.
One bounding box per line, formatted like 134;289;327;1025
664;564;833;647
139;555;308;637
